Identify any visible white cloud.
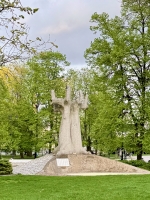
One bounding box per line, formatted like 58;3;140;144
41;23;74;35
39;0;121;35
20;0;121;65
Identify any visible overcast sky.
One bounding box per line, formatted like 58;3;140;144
22;0;121;69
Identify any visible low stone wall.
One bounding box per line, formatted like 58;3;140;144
38;154;150;176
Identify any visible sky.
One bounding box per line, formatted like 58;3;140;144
22;0;121;69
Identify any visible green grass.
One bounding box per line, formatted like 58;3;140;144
1;175;150;200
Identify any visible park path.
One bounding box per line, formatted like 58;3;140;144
12;154;53;175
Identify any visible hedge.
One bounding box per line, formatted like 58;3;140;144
121;160;150;171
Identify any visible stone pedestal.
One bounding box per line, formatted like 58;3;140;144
38;154;150;176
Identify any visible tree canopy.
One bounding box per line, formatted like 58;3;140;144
0;0;55;65
85;0;150;159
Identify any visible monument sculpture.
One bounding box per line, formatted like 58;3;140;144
51;86;88;156
38;85;150;175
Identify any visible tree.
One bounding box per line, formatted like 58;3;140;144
0;65;46;158
85;0;150;160
0;78;10;158
0;66;35;157
0;0;54;65
26;51;70;153
0;50;69;157
65;68;93;152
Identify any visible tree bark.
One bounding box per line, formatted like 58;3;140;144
27;150;32;157
137;142;143;160
20;152;24;159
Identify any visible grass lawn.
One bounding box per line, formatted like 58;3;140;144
0;155;34;160
0;175;150;200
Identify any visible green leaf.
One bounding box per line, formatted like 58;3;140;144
33;8;39;13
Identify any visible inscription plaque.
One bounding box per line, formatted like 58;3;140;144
56;158;70;166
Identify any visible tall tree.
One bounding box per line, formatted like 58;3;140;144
26;51;70;153
0;76;10;158
85;0;150;160
66;68;95;152
0;66;47;158
0;50;69;157
0;0;54;65
0;66;38;157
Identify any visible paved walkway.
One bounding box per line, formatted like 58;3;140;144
67;172;150;176
12;154;53;175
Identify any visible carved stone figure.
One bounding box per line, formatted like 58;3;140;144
51;86;88;156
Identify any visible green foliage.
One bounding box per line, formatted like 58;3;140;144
65;68;124;153
0;159;12;175
27;51;69;103
66;68;95;151
89;91;123;153
0;50;70;155
0;51;69;154
0;77;12;153
26;51;70;150
121;160;150;171
85;0;150;159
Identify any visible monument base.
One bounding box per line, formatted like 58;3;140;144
37;154;150;175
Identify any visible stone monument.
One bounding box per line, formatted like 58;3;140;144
51;86;88;156
38;86;150;175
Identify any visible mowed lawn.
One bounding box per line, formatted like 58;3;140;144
1;175;150;200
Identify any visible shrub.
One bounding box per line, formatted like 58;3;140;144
120;160;150;171
0;159;13;175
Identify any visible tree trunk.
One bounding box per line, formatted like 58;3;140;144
20;152;24;159
121;149;124;160
137;146;143;160
137;142;143;160
95;149;97;155
87;136;92;152
27;150;32;157
34;152;37;159
49;144;51;154
12;150;16;157
137;153;142;160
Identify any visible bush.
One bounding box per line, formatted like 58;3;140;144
120;160;150;171
0;159;13;175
